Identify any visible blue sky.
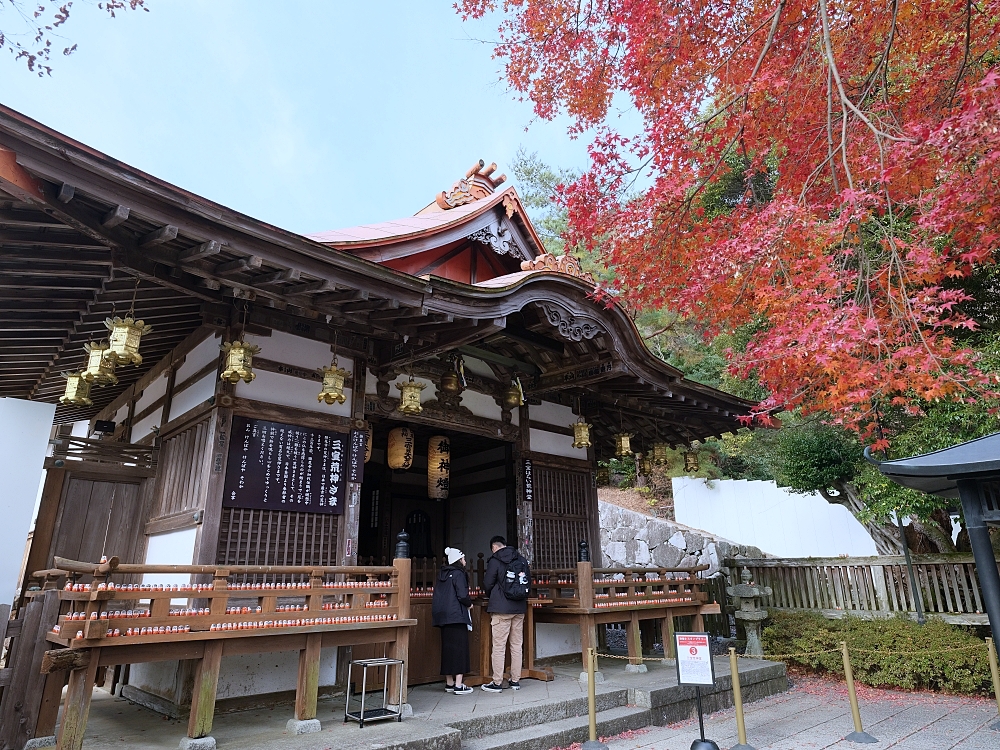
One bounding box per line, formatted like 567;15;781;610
1;1;594;233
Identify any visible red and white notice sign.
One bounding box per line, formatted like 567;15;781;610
675;632;715;686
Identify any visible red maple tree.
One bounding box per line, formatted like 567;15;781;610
459;0;1000;436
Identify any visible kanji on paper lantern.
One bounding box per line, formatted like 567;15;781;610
427;435;451;500
387;427;415;470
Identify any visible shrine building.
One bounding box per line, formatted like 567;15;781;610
0;105;753;720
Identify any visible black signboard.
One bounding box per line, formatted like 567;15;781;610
222;416;351;514
523;459;534;503
348;428;366;484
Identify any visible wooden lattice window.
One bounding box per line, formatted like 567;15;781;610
152;417;211;519
216;507;339;583
532;466;592;569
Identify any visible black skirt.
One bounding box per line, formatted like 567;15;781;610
439;622;471;675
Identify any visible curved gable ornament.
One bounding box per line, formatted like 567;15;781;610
520;253;595;284
539;302;603;342
467;221;527;260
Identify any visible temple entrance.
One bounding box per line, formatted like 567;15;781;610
358;422;515;569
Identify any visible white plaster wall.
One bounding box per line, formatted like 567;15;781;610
142;527;197;588
529;428;588;461
532;400;577;427
460;389;518;425
462;357;498;381
128;660;179;701
113;403;130;424
366;367;378;395
0;398;55;602
130;407;162;442
673;477;878;558
536;623;581;659
134;371;169;415
216;647;338;698
175;332;221;383
168;372;216;421
243;330;348;371
236;369;351;417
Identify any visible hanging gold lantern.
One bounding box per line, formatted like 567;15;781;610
220;340;261;384
640;455;653;475
595;466;610;486
104;316;152;366
387;427;415;470
571;418;592;449
427;435;451;500
614;432;632;457
395;375;426;415
364;430;372;463
440;369;462;396
652;441;670;465
318;364;348;405
683;449;700;473
59;371;93;406
82;342;118;386
502;379;524;410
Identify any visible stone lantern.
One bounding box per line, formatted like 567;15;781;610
727;567;772;658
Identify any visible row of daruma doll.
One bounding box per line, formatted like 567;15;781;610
366;428;451;500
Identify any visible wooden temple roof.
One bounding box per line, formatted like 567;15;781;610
0;105;754;449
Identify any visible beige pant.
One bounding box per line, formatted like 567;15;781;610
490;613;524;684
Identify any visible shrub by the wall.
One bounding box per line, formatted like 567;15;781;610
761;610;992;695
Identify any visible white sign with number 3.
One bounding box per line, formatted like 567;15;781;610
675;632;716;686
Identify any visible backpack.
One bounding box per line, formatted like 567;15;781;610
499;553;531;601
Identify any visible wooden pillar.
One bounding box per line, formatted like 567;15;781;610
516;403;533;564
578;615;598;672
692;610;705;632
339;356;367;567
295;633;323;721
388;557;410;706
55;648;101;750
187;641;223;739
626;611;642;665
192;406;233;567
663;614;676;659
36;671;67;737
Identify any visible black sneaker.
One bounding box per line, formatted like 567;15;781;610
445;684;455;693
453;684;474;695
508;680;521;690
480;682;504;693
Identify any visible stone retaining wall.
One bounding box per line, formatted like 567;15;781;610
600;500;766;576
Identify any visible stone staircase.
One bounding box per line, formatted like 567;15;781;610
401;658;788;750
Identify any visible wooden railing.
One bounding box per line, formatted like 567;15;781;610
530;563;710;610
19;555;414;750
727;555;998;625
359;554;490;591
48;436;158;473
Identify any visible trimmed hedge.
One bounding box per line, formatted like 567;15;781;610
760;610;993;695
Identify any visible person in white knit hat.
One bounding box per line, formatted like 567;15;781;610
431;546;474;694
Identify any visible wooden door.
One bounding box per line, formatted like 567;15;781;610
532;465;593;569
49;477;147;569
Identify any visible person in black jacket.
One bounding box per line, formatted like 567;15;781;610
480;535;527;692
431;547;474;695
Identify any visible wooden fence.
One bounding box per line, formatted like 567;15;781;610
728;554;997;625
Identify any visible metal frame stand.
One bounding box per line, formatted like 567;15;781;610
344;657;405;728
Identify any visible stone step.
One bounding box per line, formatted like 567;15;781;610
460;705;651;750
444;687;629;738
